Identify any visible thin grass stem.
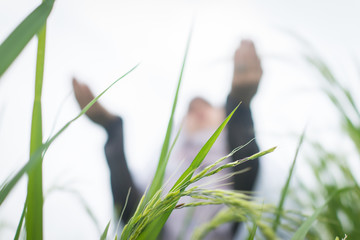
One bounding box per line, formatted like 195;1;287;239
25;21;47;240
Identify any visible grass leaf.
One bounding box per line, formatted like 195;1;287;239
247;222;258;240
0;0;55;78
141;27;192;209
273;128;306;232
100;221;111;240
14;201;27;240
25;19;48;240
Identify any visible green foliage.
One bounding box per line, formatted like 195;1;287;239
292;45;360;239
121;145;276;240
190;195;274;240
247;221;259;240
297;145;360;239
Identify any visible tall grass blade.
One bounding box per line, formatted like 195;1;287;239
0;65;138;205
118;188;131;227
272;128;306;232
135;104;240;240
247;222;258;240
164;124;183;171
25;19;47;240
100;221;111;240
0;0;55;78
141;28;192;209
114;188;132;240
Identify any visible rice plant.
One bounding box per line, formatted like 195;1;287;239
291;43;360;239
120;145;276;240
1;1;347;239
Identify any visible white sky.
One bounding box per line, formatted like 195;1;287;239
1;0;360;239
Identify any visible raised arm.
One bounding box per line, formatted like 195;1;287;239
226;40;262;192
72;79;140;223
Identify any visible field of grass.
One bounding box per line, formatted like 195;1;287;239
0;1;358;240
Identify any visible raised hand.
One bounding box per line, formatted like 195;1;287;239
72;78;117;127
231;40;262;104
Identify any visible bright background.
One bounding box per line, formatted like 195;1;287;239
1;0;360;239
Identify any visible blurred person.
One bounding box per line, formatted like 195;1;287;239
73;39;262;239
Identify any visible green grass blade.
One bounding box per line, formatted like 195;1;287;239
0;0;55;78
25;20;47;240
291;187;353;240
164;124;183;172
14;201;27;240
136;104;240;240
118;188;131;227
114;188;132;240
100;221;111;240
0;65;138;205
120;27;192;238
272;128;306;232
247;222;258;240
247;205;264;240
141;29;192;209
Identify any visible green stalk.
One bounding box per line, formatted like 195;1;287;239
142;28;192;208
272;128;306;232
25;22;46;240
